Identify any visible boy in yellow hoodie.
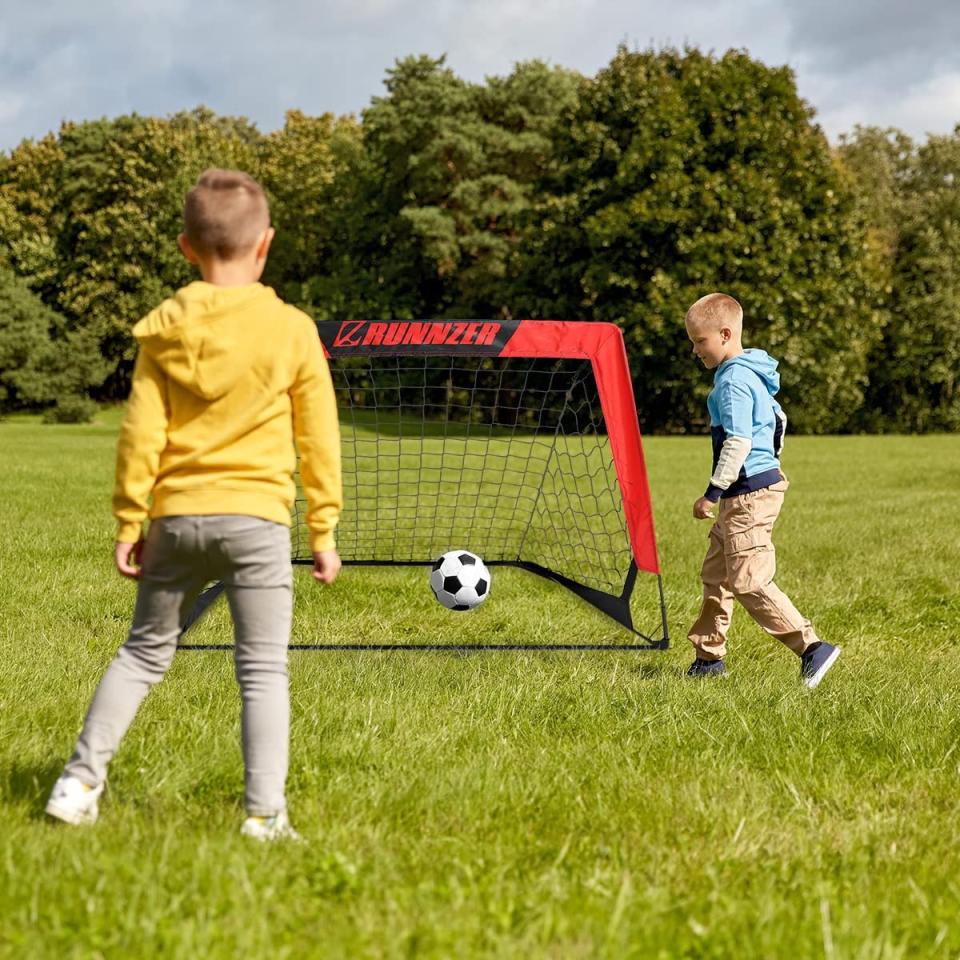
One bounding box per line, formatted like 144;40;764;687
46;169;342;841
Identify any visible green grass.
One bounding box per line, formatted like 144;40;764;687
2;410;960;958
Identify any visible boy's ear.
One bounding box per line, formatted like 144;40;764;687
178;233;200;265
255;227;275;261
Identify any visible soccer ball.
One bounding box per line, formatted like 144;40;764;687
429;550;491;611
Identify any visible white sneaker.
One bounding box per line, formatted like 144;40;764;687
46;774;104;825
240;810;302;842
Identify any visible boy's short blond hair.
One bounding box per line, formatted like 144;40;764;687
685;293;743;334
183;169;270;260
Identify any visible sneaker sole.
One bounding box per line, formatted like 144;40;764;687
241;826;303;843
45;800;98;825
803;646;841;689
241;815;303;843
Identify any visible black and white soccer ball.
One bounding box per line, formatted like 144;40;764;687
429;550;491;611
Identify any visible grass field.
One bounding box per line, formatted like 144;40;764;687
2;409;959;958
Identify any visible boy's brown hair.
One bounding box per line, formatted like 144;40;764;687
183;169;270;260
685;292;743;333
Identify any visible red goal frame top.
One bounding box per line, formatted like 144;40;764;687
316;319;661;577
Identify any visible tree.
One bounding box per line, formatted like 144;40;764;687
0;57;937;432
879;130;960;430
1;109;263;398
0;267;107;412
836;126;913;430
55;109;262;394
836;125;914;259
258;109;365;315
839;125;960;431
0;134;65;301
358;55;581;319
515;47;883;432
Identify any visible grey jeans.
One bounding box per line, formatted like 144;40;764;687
65;515;293;816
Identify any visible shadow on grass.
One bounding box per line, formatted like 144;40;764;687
2;759;64;819
629;662;671;679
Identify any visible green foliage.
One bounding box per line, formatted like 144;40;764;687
359;55;581;319
0;267;107;411
0;133;65;295
834;126;913;431
1;109;260;397
0;47;954;432
836;125;914;259
515;47;882;432
881;133;960;431
0;267;49;406
258;109;365;313
839;125;960;431
42;395;98;423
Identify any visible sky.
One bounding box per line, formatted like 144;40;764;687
1;0;959;151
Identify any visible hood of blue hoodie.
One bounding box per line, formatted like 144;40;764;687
716;349;780;397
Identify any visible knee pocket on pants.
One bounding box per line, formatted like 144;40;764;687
725;539;775;595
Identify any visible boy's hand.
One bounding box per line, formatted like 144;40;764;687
115;540;144;579
313;548;342;584
693;496;716;520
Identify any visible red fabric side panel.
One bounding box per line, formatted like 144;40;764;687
503;320;660;575
591;329;660;575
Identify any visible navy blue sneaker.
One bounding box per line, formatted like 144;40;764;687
800;642;841;689
687;658;726;678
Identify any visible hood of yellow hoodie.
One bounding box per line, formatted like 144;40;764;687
133;281;280;400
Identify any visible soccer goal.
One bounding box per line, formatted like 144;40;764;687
179;319;668;651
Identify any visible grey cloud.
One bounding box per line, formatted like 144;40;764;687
0;0;957;150
0;0;790;151
775;0;960;138
783;0;960;75
0;1;392;147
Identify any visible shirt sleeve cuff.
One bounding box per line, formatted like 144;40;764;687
116;521;143;543
310;530;337;553
703;484;724;503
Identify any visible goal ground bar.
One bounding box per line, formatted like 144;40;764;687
176;642;668;651
176;568;670;650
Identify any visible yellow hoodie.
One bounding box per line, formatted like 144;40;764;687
113;281;341;552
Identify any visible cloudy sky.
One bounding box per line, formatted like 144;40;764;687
1;0;958;151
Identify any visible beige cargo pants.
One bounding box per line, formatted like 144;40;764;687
687;478;819;661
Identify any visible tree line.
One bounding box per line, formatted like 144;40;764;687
1;47;957;432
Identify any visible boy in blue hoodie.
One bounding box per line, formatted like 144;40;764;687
684;293;839;688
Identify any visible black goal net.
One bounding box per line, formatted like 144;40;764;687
294;355;630;589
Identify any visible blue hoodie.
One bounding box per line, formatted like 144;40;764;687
705;349;786;501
